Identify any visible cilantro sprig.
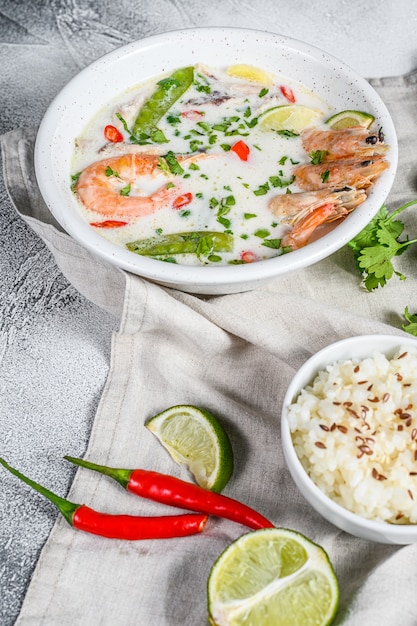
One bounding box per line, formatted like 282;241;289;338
348;199;417;291
402;307;417;336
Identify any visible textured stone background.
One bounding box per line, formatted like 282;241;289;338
0;1;416;624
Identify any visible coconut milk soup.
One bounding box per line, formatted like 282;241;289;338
72;64;334;265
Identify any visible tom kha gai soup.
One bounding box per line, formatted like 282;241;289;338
71;63;389;266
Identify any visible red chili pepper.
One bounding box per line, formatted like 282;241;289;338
64;456;274;530
230;140;250;161
104;125;124;143
90;220;128;228
280;85;296;103
172;192;193;209
0;457;207;540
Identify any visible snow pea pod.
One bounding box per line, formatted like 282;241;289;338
132;66;194;139
126;231;233;257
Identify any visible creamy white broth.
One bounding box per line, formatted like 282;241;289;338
72;64;334;265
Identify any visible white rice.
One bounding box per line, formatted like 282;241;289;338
288;346;417;524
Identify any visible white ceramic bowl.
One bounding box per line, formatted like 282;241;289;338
34;27;398;295
281;334;417;544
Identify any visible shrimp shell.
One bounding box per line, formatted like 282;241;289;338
294;156;389;191
269;187;366;224
301;127;388;161
75;152;206;219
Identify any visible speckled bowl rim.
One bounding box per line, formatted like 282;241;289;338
34;27;398;294
281;334;417;544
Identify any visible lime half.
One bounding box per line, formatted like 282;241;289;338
226;64;273;85
208;528;339;626
325;109;375;130
145;405;233;492
259;105;321;133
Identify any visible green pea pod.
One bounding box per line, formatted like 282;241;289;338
126;231;234;257
132;66;194;139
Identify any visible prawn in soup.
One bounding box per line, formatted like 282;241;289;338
72;64;389;262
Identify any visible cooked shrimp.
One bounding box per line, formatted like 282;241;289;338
281;203;343;250
269;187;366;223
75;152;205;218
301;127;388;161
294;156;389;191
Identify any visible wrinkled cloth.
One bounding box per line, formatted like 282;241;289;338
2;70;417;625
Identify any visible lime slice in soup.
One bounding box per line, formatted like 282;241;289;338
259;105;321;132
326;110;375;130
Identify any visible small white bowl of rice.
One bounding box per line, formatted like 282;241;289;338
281;334;417;544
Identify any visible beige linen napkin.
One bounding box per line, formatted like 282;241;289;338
2;70;417;625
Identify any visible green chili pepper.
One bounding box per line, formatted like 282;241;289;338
126;231;233;257
132;66;194;139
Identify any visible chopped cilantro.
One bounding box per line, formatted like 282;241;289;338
254;228;270;239
253;182;270;196
244;213;257;220
262;238;281;249
321;170;330;183
120;183;131;196
258;88;269;97
161;151;185;176
70;172;81;191
309;150;327;164
105;166;120;178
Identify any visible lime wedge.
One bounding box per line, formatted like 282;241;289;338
325;109;375;130
226;64;273;85
208;528;339;626
145;405;233;492
259;105;321;133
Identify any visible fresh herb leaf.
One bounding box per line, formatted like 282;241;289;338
120;183;131;196
262;238;281;249
254;228;270;239
347;199;417;290
309;150;327;164
70;172;81;191
105;166;120;178
253;182;270;196
161;151;185;176
321;169;330;183
402;307;417;336
258;88;269;98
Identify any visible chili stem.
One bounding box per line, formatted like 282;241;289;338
0;456;78;525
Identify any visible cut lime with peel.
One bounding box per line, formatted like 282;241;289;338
326;109;375;130
259;105;321;133
145;405;233;492
226;64;273;85
208;528;339;626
